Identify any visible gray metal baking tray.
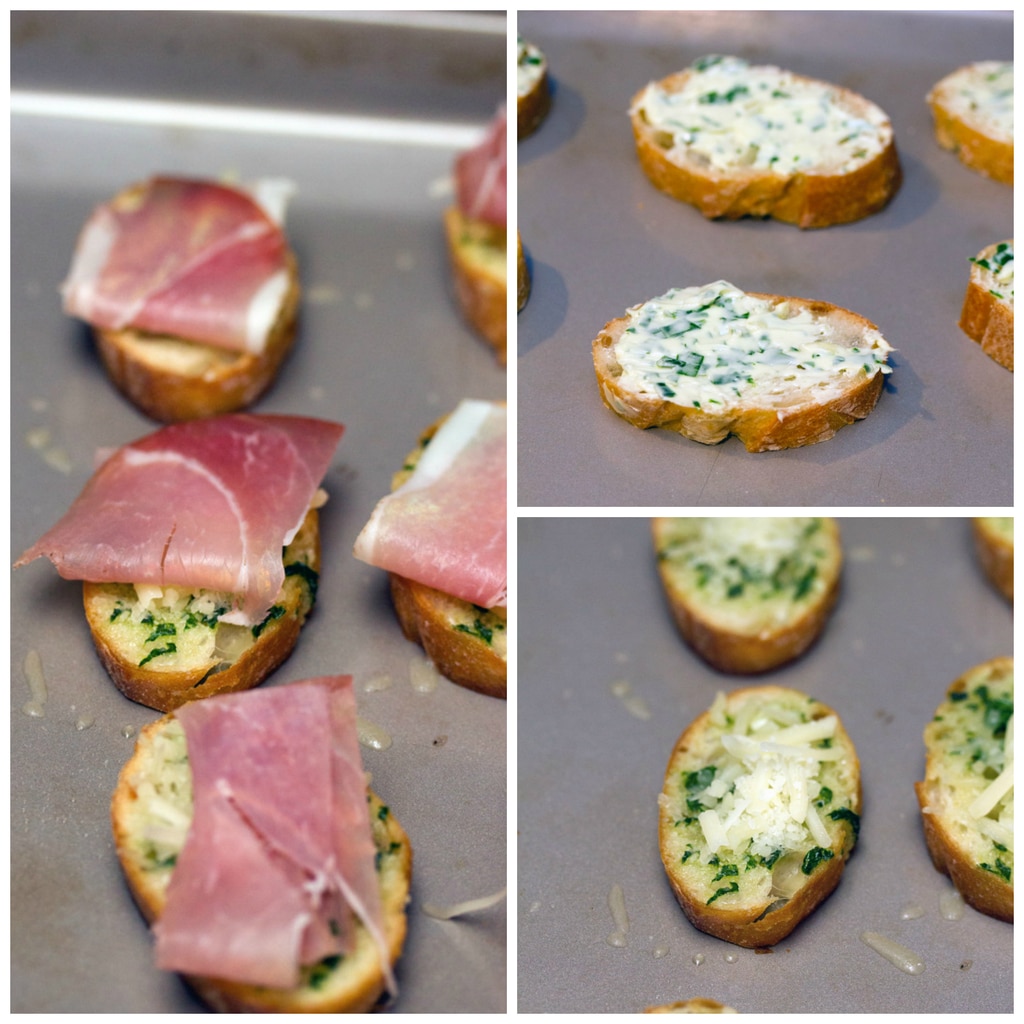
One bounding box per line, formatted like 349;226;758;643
11;11;506;1013
517;516;1012;1013
516;11;1013;507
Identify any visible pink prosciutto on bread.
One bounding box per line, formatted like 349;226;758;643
454;107;506;227
15;413;343;626
154;675;393;991
61;176;294;354
353;399;506;609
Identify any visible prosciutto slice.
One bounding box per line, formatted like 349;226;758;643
61;177;293;354
353;400;506;609
454;107;506;227
14;414;343;626
154;676;393;991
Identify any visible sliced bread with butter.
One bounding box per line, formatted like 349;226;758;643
915;657;1013;922
959;240;1013;371
927;61;1013;185
652;517;841;674
111;712;412;1012
517;34;552;139
84;508;320;712
972;517;1013;602
629;55;901;228
593;280;893;451
659;686;861;948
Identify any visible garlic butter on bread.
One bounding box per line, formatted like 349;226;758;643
593;280;893;451
652;517;841;674
517;34;552;139
659;686;861;948
629;55;901;228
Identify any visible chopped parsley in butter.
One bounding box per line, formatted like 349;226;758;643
517;35;546;98
970;241;1014;307
940;61;1013;142
633;54;890;175
612;280;892;410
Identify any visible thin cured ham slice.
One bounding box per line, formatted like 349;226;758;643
454;107;506;227
354;400;506;609
61;177;294;354
14;414;343;626
154;676;394;991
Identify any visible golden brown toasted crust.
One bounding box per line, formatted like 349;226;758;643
928;65;1013;185
959;241;1014;371
84;508;320;712
972;517;1013;601
94;251;300;423
111;714;412;1012
630;68;901;229
516;232;531;312
518;63;551;139
914;657;1013;923
659;686;861;948
652;518;842;674
644;998;738;1014
593;292;890;452
444;205;506;365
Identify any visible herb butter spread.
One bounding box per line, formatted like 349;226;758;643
517;35;546;98
938;61;1013;142
612;280;892;410
633;55;890;175
970;241;1014;308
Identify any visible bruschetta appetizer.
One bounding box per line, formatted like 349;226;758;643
629;55;901;228
960;240;1013;371
111;676;412;1012
354;399;506;698
61;176;301;421
14;413;343;710
659;686;861;947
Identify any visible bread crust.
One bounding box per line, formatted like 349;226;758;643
644;998;738;1014
593;291;890;451
444;205;506;365
928;65;1013;184
972;517;1013;601
630;68;901;228
914;657;1013;923
111;714;412;1012
516;232;531;312
518;65;551;139
84;508;320;711
959;241;1014;371
652;517;842;674
659;686;861;948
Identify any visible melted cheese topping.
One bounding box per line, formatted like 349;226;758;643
633;54;890;174
612;280;892;410
937;61;1013;142
517;35;547;98
970;241;1014;309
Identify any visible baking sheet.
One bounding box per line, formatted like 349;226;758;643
517;516;1013;1013
10;11;507;1013
516;11;1013;507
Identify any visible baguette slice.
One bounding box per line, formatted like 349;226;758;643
927;61;1013;185
387;414;507;699
630;55;901;228
517;232;531;312
959;240;1013;371
659;686;861;948
915;657;1013;922
444;205;506;365
84;508;320;711
111;713;411;1012
652;517;841;674
517;35;552;139
593;280;893;451
645;999;739;1014
972;516;1013;602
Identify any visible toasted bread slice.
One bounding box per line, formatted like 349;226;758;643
517;232;531;312
84;508;320;711
517;34;552;139
645;999;738;1014
111;713;412;1012
94;250;300;422
593;280;893;451
386;416;507;699
915;657;1013;922
927;61;1013;185
444;205;506;365
659;686;861;948
959;240;1013;371
973;517;1013;601
629;55;901;228
652;517;842;674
